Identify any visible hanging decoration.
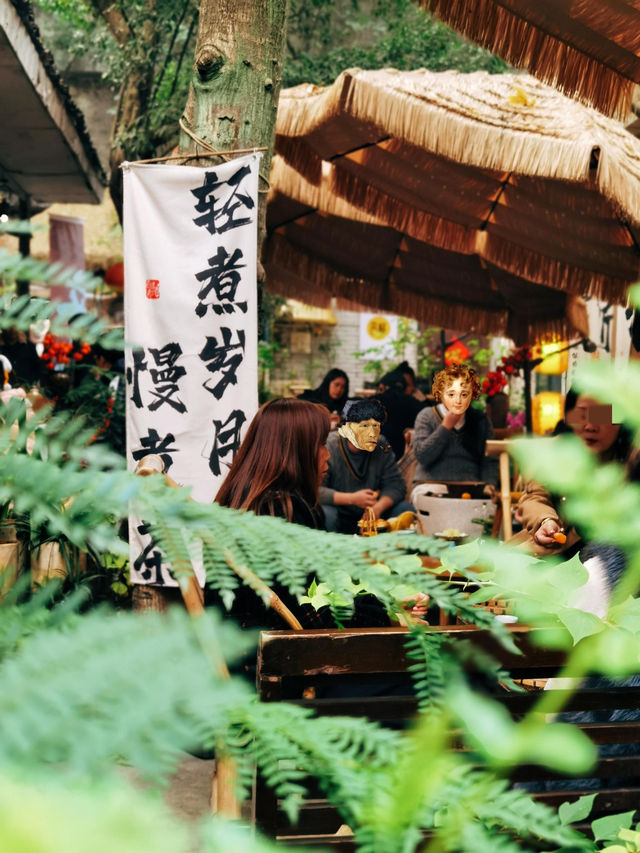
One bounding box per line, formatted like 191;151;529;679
123;154;261;586
532;391;564;435
533;339;569;375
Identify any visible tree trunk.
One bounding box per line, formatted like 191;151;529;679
107;7;160;221
180;0;289;271
173;0;289;819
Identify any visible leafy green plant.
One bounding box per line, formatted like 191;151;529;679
3;251;640;852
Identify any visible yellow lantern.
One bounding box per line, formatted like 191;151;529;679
532;391;564;435
533;339;569;375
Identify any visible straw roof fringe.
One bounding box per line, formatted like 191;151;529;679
276;70;640;227
597;144;640;230
266;238;573;343
275;134;323;186
330;165;477;253
270;155;383;226
417;0;638;120
266;231;574;342
346;74;592;183
268;69;640;340
479;233;631;304
271;152;634;304
266;242;507;334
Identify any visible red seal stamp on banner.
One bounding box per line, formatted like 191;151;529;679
146;279;160;299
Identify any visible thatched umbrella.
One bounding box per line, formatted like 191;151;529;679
266;69;640;342
417;0;640;121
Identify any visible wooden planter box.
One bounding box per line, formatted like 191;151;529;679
30;542;87;589
0;521;26;600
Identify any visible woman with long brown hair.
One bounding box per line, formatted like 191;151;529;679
216;397;330;529
214;397;425;651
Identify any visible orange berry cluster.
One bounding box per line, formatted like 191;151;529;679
40;334;91;370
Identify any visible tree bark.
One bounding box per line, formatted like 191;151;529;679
107;3;160;220
180;0;289;271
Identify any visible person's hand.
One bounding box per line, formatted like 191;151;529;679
534;517;565;547
350;488;378;509
402;592;430;623
329;412;341;429
442;410;464;430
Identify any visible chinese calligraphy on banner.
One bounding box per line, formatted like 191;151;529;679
123;155;261;585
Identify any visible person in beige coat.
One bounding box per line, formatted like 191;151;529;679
513;389;639;558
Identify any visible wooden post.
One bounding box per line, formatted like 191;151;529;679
16;196;31;298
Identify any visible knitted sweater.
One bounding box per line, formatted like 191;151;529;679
319;431;406;532
412;406;497;484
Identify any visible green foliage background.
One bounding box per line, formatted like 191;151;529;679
2;271;640;852
33;0;506;164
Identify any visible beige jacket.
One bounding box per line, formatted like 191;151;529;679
510;480;581;557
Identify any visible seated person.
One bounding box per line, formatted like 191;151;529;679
320;398;412;534
395;360;427;401
298;368;349;429
412;363;497;486
374;369;426;460
513;389;640;558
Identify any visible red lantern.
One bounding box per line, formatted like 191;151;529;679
444;338;471;366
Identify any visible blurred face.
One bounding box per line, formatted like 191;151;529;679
565;395;620;456
317;444;330;485
403;373;416;395
442;378;472;415
328;377;346;399
349;419;381;452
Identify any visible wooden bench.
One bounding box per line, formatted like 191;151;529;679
253;624;640;848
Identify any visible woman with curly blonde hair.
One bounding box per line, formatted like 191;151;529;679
412;363;497;485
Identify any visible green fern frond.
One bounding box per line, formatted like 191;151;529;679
405;628;449;712
0;277;123;347
234;703;403;828
0;768;191;853
453;638;524;693
424;765;591;851
0;577;86;660
0;606;252;778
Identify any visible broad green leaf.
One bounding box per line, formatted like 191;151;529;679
369;562;392;575
619;827;640;843
550;552;589;592
590;628;640;677
557;608;604;645
385;554;422;574
558;793;596;825
514;722;596;774
299;581;333;610
438;538;480;572
592;811;636;842
511;435;595;492
447;679;519;763
0;771;189;853
608;596;640;632
529;626;574;650
389;583;422;602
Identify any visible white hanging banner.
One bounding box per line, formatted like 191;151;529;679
123;155;261;585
